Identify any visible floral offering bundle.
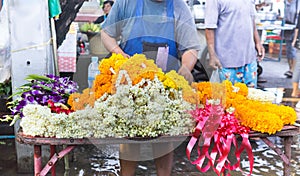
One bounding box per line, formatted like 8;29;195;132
187;80;296;175
3;74;78;124
18;54;197;138
187;101;253;175
192;80;297;134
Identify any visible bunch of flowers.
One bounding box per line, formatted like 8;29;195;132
20;76;195;138
68;54;198;111
47;100;73;114
192;80;297;134
6;74;78;124
247;87;276;103
93;75;195;137
234;99;296;134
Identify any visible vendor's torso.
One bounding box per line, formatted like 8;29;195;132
109;0;180;72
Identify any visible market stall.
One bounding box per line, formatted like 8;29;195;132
3;53;298;176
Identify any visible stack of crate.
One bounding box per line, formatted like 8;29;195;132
265;30;286;55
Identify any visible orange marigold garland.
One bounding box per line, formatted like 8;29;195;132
193;80;296;134
95;53;128;99
67;87;96;110
234;100;284;134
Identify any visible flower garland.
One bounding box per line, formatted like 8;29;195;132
234;100;296;134
68;53;198;110
192;80;297;134
95;53;128;99
165;71;199;104
187;102;253;175
20;77;195;138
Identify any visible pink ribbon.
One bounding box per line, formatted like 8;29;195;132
187;103;254;176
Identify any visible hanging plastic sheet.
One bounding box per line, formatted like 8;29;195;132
0;0;11;83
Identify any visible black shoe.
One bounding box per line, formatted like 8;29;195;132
284;71;293;78
257;84;264;89
258;78;267;83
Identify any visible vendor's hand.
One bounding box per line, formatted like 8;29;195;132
292;40;296;47
209;55;222;70
178;65;194;84
112;46;130;58
256;43;265;62
120;52;130;59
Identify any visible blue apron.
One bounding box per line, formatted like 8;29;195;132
122;0;179;72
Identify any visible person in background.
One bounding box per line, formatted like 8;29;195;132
205;0;265;88
94;0;114;24
283;0;300;78
101;0;201;175
291;10;300;97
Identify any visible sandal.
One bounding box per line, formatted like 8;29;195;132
284;71;293;78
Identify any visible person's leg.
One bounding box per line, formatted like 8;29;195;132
152;143;174;176
243;60;258;88
119;144;140;176
154;152;173;176
291;82;299;97
219;67;241;85
285;40;296;78
291;50;300;97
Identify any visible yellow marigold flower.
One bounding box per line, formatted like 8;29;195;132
233;82;248;97
157;71;166;82
163;77;177;89
118;54;161;84
165;70;198;103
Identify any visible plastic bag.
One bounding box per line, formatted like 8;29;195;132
210;69;221;83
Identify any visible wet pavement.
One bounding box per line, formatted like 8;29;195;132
1;56;300;176
1;137;300;176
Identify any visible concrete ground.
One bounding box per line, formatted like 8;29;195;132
259;53;292;89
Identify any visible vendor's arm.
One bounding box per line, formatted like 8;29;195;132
292;13;300;46
253;20;265;61
178;49;198;84
181;49;198;71
292;28;299;47
205;28;222;70
101;30;130;58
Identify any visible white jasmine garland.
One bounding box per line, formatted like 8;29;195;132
20;76;196;138
247;88;276;103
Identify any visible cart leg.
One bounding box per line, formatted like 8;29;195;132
50;145;56;176
34;145;42;176
283;136;292;176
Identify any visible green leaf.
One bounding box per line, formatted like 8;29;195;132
0;115;13;123
10;115;20;126
26;74;52;82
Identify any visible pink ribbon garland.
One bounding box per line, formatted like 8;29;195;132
186;103;254;176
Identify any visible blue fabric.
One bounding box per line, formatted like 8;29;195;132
122;0;179;72
102;0;201;58
219;60;258;88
